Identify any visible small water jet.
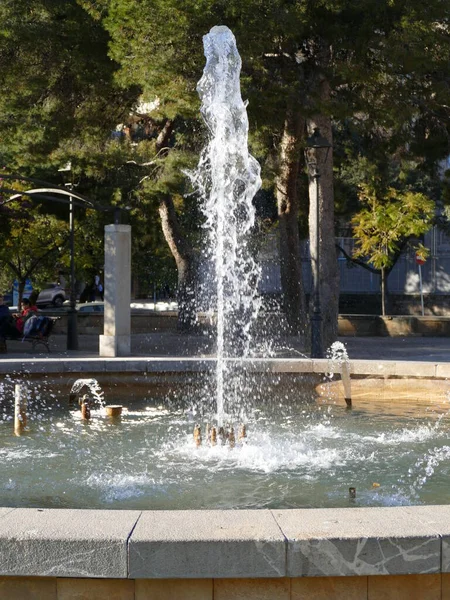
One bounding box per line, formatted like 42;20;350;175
105;405;123;418
70;378;105;407
326;341;352;407
80;395;91;420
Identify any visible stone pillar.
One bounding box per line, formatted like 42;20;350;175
99;224;131;357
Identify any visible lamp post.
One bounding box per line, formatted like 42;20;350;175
2;172;128;352
305;128;332;359
58;162;78;350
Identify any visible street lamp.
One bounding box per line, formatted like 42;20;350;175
305;127;332;359
58;162;78;351
2;172;128;352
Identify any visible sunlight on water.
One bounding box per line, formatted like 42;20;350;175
1;373;450;510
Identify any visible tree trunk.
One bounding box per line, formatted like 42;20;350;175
155;119;173;152
159;195;197;331
381;267;390;316
17;279;25;310
155;119;197;331
306;110;339;350
275;109;306;334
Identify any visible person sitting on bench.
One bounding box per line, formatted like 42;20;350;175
14;298;38;335
0;295;10;352
0;298;37;340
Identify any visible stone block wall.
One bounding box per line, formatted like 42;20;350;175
0;574;448;599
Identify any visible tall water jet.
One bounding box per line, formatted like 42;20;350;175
190;26;262;422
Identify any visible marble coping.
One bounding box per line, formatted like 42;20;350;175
0;357;449;378
1;506;450;579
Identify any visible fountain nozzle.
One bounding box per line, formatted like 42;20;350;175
193;424;202;447
80;395;91;420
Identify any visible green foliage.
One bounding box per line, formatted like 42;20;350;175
104;0;449;242
1;0;449;300
352;183;435;270
0;0;137;171
0;200;69;287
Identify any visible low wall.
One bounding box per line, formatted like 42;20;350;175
1;357;450;404
339;314;450;337
340;293;450;316
1;506;450;599
1;573;446;599
49;312;450;337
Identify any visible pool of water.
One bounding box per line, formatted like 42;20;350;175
1;379;450;510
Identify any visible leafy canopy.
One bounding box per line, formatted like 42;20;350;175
352;183;435;270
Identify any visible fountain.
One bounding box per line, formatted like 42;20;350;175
1;24;450;600
187;25;263;426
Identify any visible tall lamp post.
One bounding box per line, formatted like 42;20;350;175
58;162;78;351
305;128;332;359
2;172;124;352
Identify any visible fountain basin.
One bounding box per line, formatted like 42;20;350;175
1;357;450;510
1;357;450;598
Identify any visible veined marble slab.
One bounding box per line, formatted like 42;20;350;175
0;507;450;579
274;506;448;577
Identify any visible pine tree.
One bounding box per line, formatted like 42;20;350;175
102;0;450;345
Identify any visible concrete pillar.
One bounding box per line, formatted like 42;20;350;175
99;224;131;357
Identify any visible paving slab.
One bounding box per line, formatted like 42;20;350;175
0;508;140;578
273;506;443;577
128;509;286;579
0;508;15;519
436;363;450;378
393;361;438;377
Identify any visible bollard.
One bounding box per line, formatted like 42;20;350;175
341;362;352;408
105;405;122;418
80;396;91;420
14;384;27;436
193;424;202;447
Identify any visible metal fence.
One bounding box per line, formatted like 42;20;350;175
258;227;450;295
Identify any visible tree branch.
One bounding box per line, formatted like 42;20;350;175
335;243;379;273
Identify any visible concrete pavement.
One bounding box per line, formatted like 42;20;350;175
1;332;449;362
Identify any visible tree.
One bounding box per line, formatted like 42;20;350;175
0;199;70;306
352;184;434;315
102;0;450;347
2;0;449;345
0;0;137;170
0;1;181;313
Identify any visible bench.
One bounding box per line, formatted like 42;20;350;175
0;316;58;353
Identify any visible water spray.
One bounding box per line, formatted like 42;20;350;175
189;25;262;423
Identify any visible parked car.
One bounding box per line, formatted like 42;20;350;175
36;283;66;308
2;292;13;306
77;302;104;313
